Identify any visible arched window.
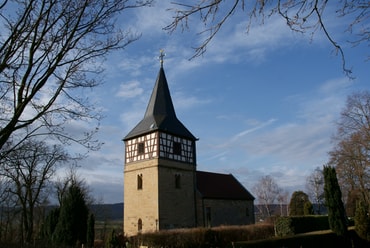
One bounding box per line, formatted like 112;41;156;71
138;218;142;232
137;174;143;190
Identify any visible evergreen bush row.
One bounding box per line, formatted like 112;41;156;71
275;216;330;236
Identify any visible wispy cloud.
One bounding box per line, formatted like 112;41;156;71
230;118;277;143
198;76;353;194
196;15;301;64
116;81;144;98
130;2;173;35
173;92;212;110
119;109;144;134
117;55;156;77
318;77;353;94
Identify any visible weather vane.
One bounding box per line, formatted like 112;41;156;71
159;49;165;68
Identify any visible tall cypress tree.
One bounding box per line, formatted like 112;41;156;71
53;184;89;246
323;165;348;236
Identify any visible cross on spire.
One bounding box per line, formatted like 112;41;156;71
159;49;165;68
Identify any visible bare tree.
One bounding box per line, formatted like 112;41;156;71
0;0;152;155
305;166;325;214
277;190;289;216
329;91;370;208
165;1;369;76
54;165;94;205
0;139;68;244
253;175;282;218
0;175;17;243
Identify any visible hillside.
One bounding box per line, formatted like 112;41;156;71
89;202;123;221
89;203;326;222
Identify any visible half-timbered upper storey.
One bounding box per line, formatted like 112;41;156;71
123;61;197;165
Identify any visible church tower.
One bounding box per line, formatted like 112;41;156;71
123;52;197;236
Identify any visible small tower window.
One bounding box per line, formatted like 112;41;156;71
138;218;142;232
175;174;181;189
137;174;143;190
173;141;181;155
137;142;145;154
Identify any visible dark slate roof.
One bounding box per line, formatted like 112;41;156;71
124;67;196;141
196;171;255;200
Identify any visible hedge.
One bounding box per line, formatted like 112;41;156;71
275;216;329;236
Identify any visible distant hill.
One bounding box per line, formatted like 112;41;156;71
89;202;123;221
89;203;327;222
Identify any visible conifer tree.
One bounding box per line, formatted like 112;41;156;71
323;165;348;236
41;208;60;243
289;191;311;216
53;184;89;246
87;213;95;248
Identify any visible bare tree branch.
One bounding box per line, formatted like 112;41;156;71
165;0;369;77
0;139;68;244
329;90;370;209
0;0;153;153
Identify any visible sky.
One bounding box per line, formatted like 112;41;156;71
72;1;369;204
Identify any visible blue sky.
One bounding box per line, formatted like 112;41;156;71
73;2;369;204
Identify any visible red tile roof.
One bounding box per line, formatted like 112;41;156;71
196;171;255;200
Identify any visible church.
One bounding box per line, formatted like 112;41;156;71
123;53;255;236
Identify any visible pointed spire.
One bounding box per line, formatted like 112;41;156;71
144;67;176;119
124;55;196;141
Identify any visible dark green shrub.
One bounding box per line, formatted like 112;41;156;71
275;217;294;237
348;217;355;227
107;229;120;248
275;216;329;236
291;216;329;234
355;200;370;241
289;191;311;216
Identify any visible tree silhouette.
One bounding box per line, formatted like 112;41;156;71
323;165;347;236
329;91;370;209
53;183;89;246
0;139;67;244
0;0;152;155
